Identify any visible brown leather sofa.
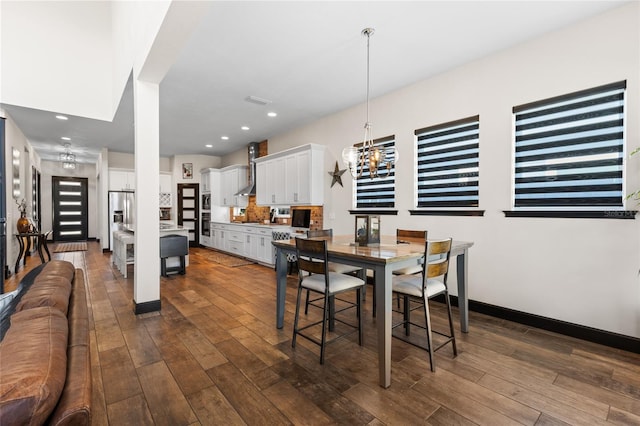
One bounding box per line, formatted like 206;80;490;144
0;260;91;425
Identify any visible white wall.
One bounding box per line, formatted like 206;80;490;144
0;1;114;120
227;4;640;338
3;113;42;270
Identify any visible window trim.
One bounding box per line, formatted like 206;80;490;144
510;80;627;211
414;115;480;211
503;210;636;219
409;209;484;217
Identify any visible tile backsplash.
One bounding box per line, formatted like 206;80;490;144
228;197;323;231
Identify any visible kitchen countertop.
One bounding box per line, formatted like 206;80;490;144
122;224;187;233
217;221;290;228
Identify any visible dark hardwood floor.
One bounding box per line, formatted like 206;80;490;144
6;242;640;425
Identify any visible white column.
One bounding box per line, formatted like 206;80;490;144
133;79;160;312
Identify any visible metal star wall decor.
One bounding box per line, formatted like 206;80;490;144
328;161;347;188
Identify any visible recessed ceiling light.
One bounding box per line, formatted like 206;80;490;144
61;137;71;141
241;126;250;131
267;112;277;117
205;144;213;148
221;136;229;140
55;115;68;120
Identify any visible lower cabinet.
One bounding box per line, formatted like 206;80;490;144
257;235;273;264
209;222;282;266
200;235;211;247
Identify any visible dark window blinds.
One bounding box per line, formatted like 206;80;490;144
415;116;479;208
513;81;626;208
355;136;396;209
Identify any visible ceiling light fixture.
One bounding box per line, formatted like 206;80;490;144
55;115;68;120
205;144;213;148
342;28;397;180
221;136;229;140
59;143;76;169
61;136;71;141
241;126;250;131
267;112;277;117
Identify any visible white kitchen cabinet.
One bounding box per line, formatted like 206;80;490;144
211;223;227;250
285;150;313;204
159;173;172;207
246;232;258;260
109;169;135;191
209;169;222;206
226;229;245;256
200;235;211;247
209;222;284;266
160;173;172;193
254;228;274;264
200;169;212;193
254;144;324;206
221;165;248;207
200;168;223;206
256;156;285;206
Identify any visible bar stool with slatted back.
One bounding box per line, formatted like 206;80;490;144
305;229;365;314
391;237;457;371
292;237;366;364
394;229;428;276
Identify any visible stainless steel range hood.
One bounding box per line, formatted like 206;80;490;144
235;142;259;196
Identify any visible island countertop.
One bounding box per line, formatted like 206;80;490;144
122;224;187;233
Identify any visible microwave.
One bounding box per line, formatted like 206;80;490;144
202;193;211;210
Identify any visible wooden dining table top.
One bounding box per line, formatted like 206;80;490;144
272;235;474;265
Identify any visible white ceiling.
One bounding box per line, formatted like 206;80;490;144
2;1;627;164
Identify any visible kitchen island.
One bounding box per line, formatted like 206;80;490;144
112;225;189;277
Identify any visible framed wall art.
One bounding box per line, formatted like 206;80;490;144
182;163;193;179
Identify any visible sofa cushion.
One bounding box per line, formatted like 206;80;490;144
15;276;72;316
0;261;74;342
0;307;68;426
0;264;49;341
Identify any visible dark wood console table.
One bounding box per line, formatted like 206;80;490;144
15;232;51;273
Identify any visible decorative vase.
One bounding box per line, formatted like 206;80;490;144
17;212;30;233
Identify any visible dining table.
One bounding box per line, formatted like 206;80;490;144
272;234;474;388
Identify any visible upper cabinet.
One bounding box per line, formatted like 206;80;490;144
256;156;285;206
255;144;325;206
109;169;135;191
221;165;248;207
200;169;212;193
160;173;172;193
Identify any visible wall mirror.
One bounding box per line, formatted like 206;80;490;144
12;147;20;199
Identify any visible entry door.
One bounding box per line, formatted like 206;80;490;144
177;183;199;247
52;176;88;241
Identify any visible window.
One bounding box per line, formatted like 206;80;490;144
355;136;397;209
415;116;479;208
513;81;625;208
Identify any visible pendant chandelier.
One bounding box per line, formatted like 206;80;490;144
59;143;76;169
342;28;397;180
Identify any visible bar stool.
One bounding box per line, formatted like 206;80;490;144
160;234;188;276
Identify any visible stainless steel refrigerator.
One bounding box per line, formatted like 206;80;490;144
108;191;135;251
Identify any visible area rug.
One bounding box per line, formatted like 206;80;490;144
53;242;88;253
204;251;254;267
